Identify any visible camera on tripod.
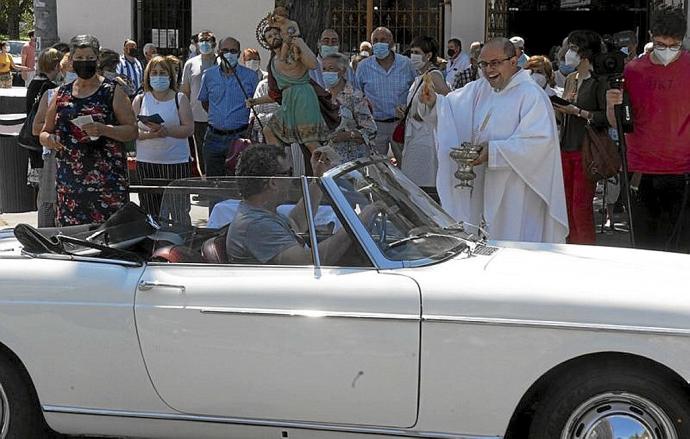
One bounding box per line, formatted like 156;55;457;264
593;31;635;132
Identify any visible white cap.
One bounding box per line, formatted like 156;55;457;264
510;36;525;48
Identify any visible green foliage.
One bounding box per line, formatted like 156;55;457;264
0;0;33;39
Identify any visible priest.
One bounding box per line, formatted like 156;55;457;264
419;38;568;243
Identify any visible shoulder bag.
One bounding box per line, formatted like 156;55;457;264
392;72;430;144
581;123;621;182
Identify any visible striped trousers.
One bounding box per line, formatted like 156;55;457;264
136;161;192;227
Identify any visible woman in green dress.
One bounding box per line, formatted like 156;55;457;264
247;26;331;173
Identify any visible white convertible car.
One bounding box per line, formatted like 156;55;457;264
0;158;689;439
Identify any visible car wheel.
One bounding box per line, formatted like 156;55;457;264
0;357;48;438
528;364;690;439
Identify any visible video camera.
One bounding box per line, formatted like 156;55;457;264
594;31;634;132
593;31;635;86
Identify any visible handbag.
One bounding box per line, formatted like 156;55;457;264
19;81;58;152
392;74;428;144
581;123;621;182
18;95;42;152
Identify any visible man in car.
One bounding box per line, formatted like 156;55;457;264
227;144;377;265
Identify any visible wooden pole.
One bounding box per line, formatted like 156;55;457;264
366;0;374;40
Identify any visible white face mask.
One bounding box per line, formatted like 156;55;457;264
565;49;581;68
245;59;261;71
410;53;426;70
531;72;548;88
654;48;679;66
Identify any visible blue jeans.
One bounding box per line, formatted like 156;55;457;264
203;128;245;178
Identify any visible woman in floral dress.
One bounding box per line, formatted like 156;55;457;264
40;35;137;226
321;53;377;163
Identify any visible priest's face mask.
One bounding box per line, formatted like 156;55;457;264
478;44;519;91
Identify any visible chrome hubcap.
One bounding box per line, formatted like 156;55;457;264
561;392;678;439
0;383;9;439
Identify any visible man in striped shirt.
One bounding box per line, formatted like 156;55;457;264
116;39;144;98
355;27;416;158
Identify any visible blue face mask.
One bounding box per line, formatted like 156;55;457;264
64;71;78;84
322;71;340;88
198;41;213;55
150;75;170;92
223;52;238;67
319;45;339;58
559;63;576;75
373;42;390;60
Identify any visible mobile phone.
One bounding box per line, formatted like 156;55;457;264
549;95;571;107
137;114;164;125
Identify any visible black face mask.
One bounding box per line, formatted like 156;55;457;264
128;48;139;57
447;49;456;58
72;60;98;80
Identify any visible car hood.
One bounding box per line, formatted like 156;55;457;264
0;229;23;257
409;241;690;330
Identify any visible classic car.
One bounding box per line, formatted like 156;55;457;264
0;158;689;439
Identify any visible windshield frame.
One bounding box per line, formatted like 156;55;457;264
321;158;471;269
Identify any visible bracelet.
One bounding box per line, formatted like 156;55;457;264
577;108;582;117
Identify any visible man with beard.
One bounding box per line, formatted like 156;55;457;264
247;26;330;173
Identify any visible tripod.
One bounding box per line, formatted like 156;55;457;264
612;83;636;248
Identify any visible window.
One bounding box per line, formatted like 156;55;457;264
133;0;192;56
150;177;372;268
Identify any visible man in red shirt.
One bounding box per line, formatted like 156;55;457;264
20;30;36;84
607;9;690;252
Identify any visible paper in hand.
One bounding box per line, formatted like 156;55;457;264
71;115;99;140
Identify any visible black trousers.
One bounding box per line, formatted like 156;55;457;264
630;173;690;253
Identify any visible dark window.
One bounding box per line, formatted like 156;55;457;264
133;0;192;57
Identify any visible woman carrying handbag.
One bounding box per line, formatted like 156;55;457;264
400;36;451;201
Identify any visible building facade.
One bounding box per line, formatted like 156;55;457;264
55;1;689;60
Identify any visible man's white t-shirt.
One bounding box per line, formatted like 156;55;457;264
182;54;215;123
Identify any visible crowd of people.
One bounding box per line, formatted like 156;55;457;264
10;6;689;254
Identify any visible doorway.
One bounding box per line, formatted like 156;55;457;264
505;0;650;57
132;0;192;57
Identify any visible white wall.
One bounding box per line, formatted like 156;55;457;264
56;0;133;52
192;0;275;65
446;0;486;50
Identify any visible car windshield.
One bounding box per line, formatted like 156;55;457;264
327;159;476;264
8;41;24;55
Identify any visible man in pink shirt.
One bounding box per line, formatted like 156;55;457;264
20;30;36;83
607;8;690;252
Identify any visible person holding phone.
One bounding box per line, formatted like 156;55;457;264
553;30;610;245
132;56;194;225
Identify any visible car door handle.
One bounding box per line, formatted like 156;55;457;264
138;280;186;293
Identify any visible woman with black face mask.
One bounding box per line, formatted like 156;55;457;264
39;34;138;226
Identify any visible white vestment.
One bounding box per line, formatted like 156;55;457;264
430;69;569;243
